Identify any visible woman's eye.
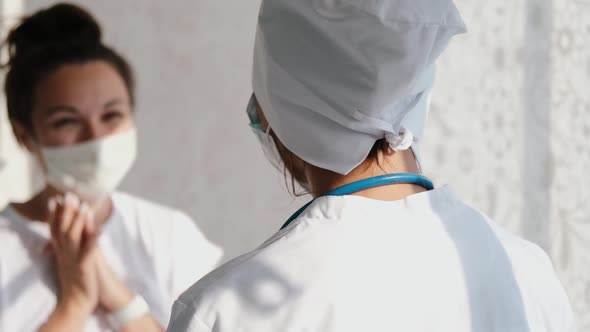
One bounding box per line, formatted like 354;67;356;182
103;111;124;122
51;118;79;129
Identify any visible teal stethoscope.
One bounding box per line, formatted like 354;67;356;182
280;173;434;230
245;94;435;231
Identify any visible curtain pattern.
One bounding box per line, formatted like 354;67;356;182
423;1;590;329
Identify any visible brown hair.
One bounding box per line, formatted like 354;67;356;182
271;130;390;196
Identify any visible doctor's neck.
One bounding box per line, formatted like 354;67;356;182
306;148;426;201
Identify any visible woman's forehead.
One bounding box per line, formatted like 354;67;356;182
33;61;130;115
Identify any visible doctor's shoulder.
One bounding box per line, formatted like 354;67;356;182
500;233;576;330
493;222;575;316
167;249;257;331
168;223;306;331
459;202;576;326
458;201;566;283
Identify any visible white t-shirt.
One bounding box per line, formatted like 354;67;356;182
0;192;223;332
168;186;576;332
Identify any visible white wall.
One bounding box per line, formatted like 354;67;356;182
1;0;588;329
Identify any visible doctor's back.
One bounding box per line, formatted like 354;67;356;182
172;191;573;331
167;0;576;331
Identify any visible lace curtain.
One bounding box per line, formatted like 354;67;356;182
423;1;590;329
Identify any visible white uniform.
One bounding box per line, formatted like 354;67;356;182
168;187;575;332
0;192;222;332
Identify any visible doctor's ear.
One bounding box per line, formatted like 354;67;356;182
10;120;37;153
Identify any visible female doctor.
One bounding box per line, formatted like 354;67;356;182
169;0;576;331
0;4;222;332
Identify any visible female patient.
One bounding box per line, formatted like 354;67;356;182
0;4;221;331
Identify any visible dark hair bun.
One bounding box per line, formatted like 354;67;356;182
5;3;102;64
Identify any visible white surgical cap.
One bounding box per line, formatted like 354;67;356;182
252;0;466;175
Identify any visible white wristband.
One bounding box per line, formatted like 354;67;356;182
106;294;150;331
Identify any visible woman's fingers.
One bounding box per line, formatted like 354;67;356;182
46;197;59;251
66;202;91;252
47;197;57;222
58;193;80;238
48;193;97;259
51;192;80;247
48;196;62;238
80;209;98;261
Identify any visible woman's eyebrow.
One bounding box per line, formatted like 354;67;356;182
103;98;127;109
43;106;79;117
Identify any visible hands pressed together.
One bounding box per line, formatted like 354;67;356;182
40;193;162;332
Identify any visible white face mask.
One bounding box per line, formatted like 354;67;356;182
40;128;137;202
